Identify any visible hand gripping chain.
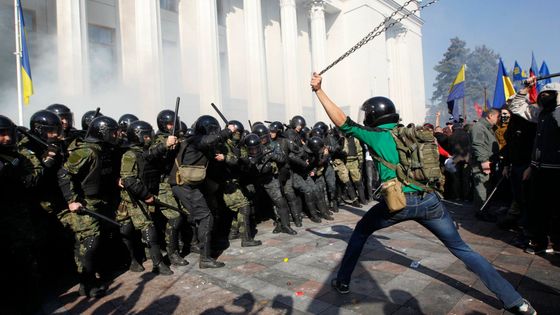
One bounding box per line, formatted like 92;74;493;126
318;0;440;75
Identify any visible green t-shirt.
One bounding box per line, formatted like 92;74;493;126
339;117;422;193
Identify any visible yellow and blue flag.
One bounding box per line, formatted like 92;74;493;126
446;64;465;119
18;0;33;105
492;59;515;108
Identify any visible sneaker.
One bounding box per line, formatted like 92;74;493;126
507;299;537;315
331;278;350;294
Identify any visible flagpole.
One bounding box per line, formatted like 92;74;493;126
14;0;24;126
483;86;488;111
462;96;466;122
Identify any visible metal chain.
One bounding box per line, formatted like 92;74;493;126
318;0;439;75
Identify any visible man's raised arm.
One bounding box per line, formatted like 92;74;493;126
310;73;347;127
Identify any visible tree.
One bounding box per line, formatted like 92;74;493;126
465;45;499;118
427;39;500;124
428;37;469;125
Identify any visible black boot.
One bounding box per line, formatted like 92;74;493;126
344;182;358;204
316;193;334;221
166;219;188;266
287;197;303;227
272;222;283;234
356;181;367;205
120;221;145;272
78;272;106;298
239;206;262;247
276;201;298;235
142;226;174;276
198;215;225;269
304;193;322;223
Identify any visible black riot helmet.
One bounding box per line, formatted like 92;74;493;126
0;115;17;149
244;133;262;157
118;114;139;131
228;120;244;134
29;110;63;142
313;121;328;136
360;96;399;128
268;121;284;134
127;120;154;147
85;116;119;144
156;110;179;134
194;115;220;135
309;127;325;139
46;103;74;130
302;126;311;141
185;128;195;137
82;110;103;130
289;115;306;130
307;136;324;154
252;123;270;145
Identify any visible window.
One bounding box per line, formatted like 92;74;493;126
160;0;178;12
88;24;116;90
22;9;36;32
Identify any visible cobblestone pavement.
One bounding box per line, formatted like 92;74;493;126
40;201;560;315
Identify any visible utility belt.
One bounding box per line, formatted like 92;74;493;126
531;161;560;170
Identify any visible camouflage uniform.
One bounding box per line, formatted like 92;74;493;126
222;139;251;238
151;133;185;260
343;135;367;204
57;138;112;296
119;144;176;271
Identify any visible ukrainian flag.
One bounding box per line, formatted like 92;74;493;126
446;64;465;118
492;59;515;109
18;0;33;105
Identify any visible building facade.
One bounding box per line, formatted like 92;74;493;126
0;0;426;126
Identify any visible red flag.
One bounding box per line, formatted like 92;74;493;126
474;102;483;118
528;72;538;104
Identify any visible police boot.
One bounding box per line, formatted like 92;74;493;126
344;182;358;204
316;194;334;221
142;227;173;276
273;222;283;233
356;181;367;205
78;272;106;298
120;221;145;272
228;227;240;240
240;207;262;247
166;223;188;266
199;216;225;269
303;193;322;223
277;205;297;235
287;198;303;227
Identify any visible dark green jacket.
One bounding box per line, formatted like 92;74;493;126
469;118;498;166
339;117;420;193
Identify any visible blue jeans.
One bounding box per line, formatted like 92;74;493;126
336;192;523;308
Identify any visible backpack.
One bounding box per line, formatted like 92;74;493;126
371;124;444;192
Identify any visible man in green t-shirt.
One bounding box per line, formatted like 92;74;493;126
309;73;535;315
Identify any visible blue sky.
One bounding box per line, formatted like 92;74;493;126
421;0;560;103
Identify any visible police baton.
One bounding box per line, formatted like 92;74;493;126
523;72;560;85
211;103;229;125
154;198;188;215
479;176;504;213
171;97;180;136
79;207;121;227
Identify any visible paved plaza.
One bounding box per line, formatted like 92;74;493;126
40;202;560;315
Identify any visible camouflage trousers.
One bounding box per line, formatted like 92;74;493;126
57;197;105;272
345;159;362;183
223;180;250;235
332;158;351;183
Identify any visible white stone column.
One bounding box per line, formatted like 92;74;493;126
280;0;301;121
56;0;88;96
244;0;268;121
118;0;163;120
195;0;222;114
309;0;328;123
